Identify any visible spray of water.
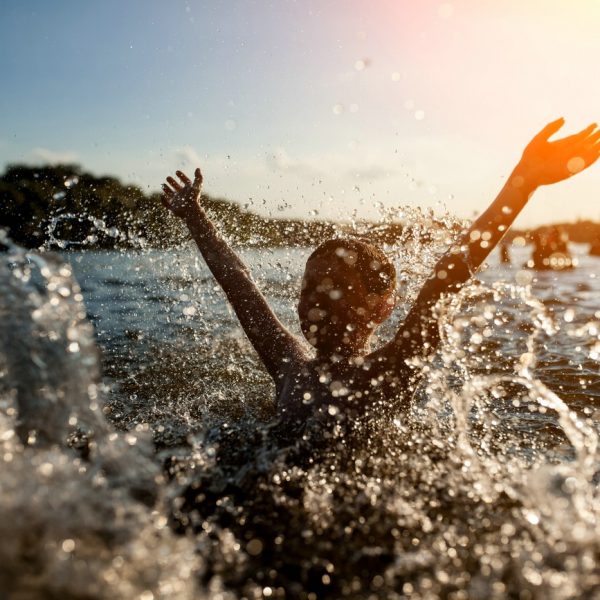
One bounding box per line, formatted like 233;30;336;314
1;200;600;598
0;236;200;599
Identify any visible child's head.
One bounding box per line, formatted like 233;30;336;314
298;238;396;356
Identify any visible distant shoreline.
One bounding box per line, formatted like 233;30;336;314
2;163;600;251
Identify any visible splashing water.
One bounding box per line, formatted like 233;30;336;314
0;235;199;599
1;203;600;599
45;212;136;250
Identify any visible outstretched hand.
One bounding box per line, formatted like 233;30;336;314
518;118;600;186
161;168;203;219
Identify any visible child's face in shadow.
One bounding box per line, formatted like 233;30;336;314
298;257;395;355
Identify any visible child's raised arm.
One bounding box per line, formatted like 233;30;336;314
384;118;600;359
160;168;306;380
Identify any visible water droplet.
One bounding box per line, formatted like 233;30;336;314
247;539;263;555
525;511;540;525
567;156;585;174
38;462;54;476
515;270;533;286
64;176;79;188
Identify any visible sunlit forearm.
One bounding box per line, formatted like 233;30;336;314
459;165;538;273
185;206;301;378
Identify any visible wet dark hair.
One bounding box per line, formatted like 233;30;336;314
307;238;396;296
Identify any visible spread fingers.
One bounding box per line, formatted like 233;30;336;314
166;176;182;191
176;170;192;186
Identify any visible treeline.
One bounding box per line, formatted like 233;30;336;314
3;163;596;251
540;221;600;244
0;164;343;249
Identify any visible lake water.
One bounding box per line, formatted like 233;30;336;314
2;239;600;599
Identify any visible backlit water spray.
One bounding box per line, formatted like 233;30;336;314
1;203;600;598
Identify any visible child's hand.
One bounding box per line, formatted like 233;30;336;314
161;168;203;220
516;118;600;187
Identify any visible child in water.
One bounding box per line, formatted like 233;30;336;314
160;119;599;428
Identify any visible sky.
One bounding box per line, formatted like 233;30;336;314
1;0;600;225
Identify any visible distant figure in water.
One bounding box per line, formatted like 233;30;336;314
529;225;574;270
589;237;600;256
159;119;600;432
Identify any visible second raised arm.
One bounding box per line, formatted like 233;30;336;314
161;168;306;380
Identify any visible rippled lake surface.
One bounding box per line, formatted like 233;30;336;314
2;240;600;599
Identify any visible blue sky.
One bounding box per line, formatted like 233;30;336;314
2;0;600;225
